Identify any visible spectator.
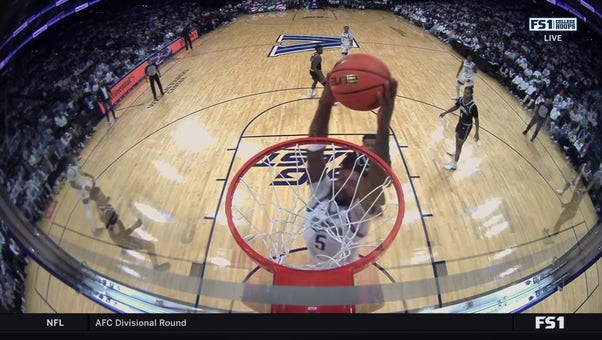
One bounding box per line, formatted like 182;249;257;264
96;81;118;125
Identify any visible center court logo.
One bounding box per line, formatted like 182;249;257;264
269;34;359;57
253;147;353;186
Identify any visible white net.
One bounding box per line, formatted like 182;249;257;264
228;139;402;271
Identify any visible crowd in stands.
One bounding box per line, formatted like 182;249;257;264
0;0;242;222
0;0;599;311
391;0;602;209
0;222;27;312
0;0;245;313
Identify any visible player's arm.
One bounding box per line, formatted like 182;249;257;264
582;170;598;192
440;103;460;117
373;173;386;208
306;78;335;182
124;221;142;235
577;176;597;194
360;79;397;212
570;166;583;188
456;61;463;77
117;217;142;235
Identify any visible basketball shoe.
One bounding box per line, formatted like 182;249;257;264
444;162;457;171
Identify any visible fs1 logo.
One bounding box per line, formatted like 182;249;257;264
254;147;353;186
529;18;577;31
535;316;565;329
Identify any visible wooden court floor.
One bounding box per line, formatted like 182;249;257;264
23;9;600;313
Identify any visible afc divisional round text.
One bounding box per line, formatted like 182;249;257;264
92;317;187;329
1;314;601;333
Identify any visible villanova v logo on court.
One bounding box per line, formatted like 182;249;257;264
268;34;359;57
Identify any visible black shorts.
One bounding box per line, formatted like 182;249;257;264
310;70;326;83
455;123;472;141
105;211;119;229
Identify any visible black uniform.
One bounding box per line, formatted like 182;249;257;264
454;97;478;141
145;62;164;100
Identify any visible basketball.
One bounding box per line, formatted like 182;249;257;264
328;54;392;111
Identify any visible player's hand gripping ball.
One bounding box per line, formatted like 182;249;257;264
328;54;392;111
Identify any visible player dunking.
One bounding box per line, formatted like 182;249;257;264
303;72;398;268
453;55;477;100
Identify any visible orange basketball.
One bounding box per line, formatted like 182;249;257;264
328;54;392;111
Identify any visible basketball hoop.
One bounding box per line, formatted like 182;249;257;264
225;137;404;313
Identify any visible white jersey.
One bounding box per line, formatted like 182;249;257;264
457;59;476;86
303;177;371;268
66;164;94;200
341;31;354;48
461;59;476;78
341;31;354;55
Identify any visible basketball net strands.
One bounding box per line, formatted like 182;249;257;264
226;137;404;313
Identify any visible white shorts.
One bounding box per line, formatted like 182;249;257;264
75;178;94;200
458;74;475;86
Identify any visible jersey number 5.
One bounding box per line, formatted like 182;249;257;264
314;234;326;251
